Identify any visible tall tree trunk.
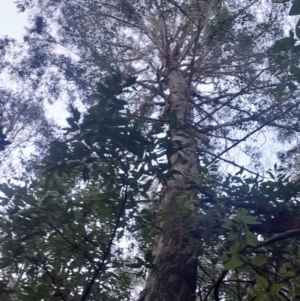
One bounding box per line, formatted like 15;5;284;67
139;69;199;301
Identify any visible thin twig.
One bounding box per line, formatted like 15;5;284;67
209;98;300;165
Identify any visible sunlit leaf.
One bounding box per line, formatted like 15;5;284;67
224;256;243;270
251;255;268;267
270;284;281;295
256;276;269;289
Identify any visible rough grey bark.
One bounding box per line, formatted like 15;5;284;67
139;68;200;301
135;2;215;297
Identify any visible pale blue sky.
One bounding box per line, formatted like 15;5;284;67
0;1;28;39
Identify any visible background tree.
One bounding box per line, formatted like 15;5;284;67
0;36;55;176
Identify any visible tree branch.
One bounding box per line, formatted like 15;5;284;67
200;147;261;177
255;228;300;249
209;98;300;165
80;176;130;301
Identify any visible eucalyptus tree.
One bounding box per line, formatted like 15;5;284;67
6;0;300;300
0;36;55;176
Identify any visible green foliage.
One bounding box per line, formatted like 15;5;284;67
289;0;300;15
290;64;300;82
193;166;300;300
0;127;11;151
0;75;160;300
296;17;300;38
1;72;223;300
251;255;268;267
256;276;269;289
223;256;243;270
2;77;300;301
271;36;295;53
204;7;234;44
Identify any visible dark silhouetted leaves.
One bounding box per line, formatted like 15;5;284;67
289;0;300;15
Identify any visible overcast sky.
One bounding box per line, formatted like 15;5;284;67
0;0;28;39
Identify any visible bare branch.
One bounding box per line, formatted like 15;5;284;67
255;228;300;248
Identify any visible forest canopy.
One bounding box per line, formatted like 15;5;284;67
2;0;300;300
